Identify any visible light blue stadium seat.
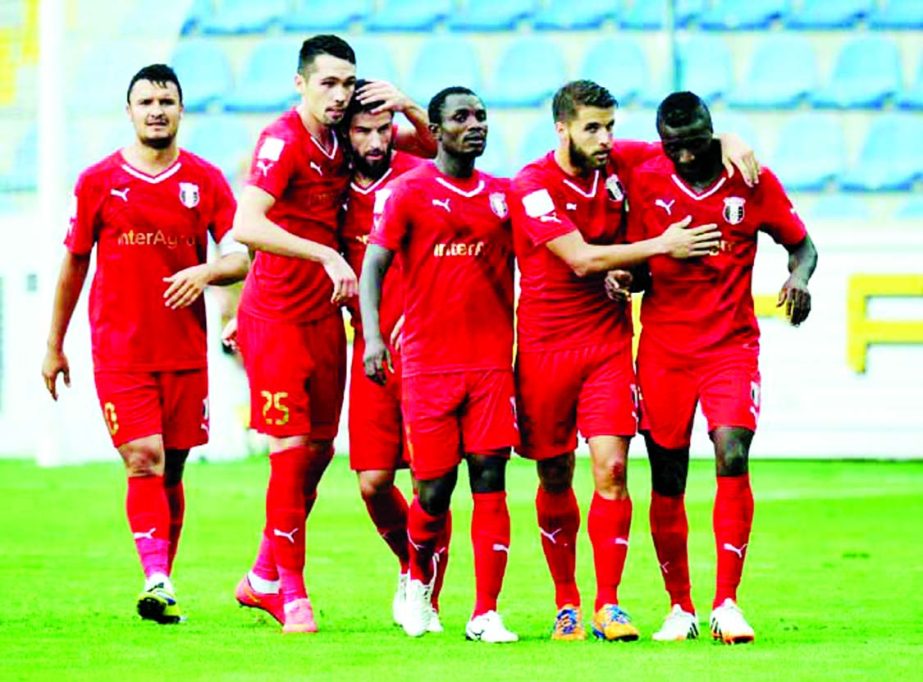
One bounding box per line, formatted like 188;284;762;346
518;117;559;168
840;114;923;191
811;36;902;108
478;131;512;178
727;34;818;108
200;0;285;35
171;41;233;113
350;37;398;83
869;0;923;29
534;0;619;30
484;37;567;108
699;0;790;29
809;194;871;220
771;114;846;191
72;43;152;115
898;56;923;109
122;0;194;37
710;110;761;155
679;35;734;102
365;0;451;31
185;116;252;181
404;38;483;109
181;0;214;34
448;0;535;31
0;127;37;192
615;112;659;142
283;0;371;31
895;195;923;219
223;40;301;113
785;0;872;28
578;38;650;105
620;0;706;29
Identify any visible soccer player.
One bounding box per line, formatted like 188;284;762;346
361;87;518;642
626;91;817;644
511;80;759;641
41;64;249;624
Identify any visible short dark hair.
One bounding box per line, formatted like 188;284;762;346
657;91;712;131
343;78;387;127
299;34;356;74
427;86;478;125
552;80;616;123
127;64;182;104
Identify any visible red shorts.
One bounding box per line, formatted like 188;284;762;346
402;370;518;480
515;343;638;460
237;309;347;440
637;346;761;450
93;369;209;449
348;337;406;472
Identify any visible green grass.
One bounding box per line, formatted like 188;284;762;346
1;457;922;681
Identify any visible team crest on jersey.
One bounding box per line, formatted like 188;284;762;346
489;192;508;219
605;174;625;202
179;182;200;208
723;197;746;225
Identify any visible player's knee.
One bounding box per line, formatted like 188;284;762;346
712;428;752;477
467;452;507;494
537;453;575;493
121;444;164;477
417;479;452;516
646;435;690;497
592;456;629;497
357;470;394;500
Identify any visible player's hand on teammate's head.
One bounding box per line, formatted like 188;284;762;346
718;132;761;188
163;264;211;309
356;80;410;115
604;270;633;304
321;250;358;305
41;348;71;401
777;275;812;326
363;335;393;385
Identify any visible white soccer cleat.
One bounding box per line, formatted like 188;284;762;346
392;572;409;626
652;604;699;641
465;610;519;643
709;599;755;644
427;608;444;633
401;579;433;637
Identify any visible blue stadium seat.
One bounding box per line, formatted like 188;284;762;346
448;0;535;31
365;0;451;31
350;37;398;83
840;114;923;191
181;0;214;34
283;0;372;31
478;131;512;178
620;0;706;29
122;0;193;37
785;0;873;29
0;126;37;192
533;0;619;30
869;0;923;29
171;41;233;113
404;38;483;109
699;0;790;29
223;40;301;113
200;0;285;35
727;34;818;108
615;111;659;142
185;116;252;181
771;114;846;191
484;37;567;108
895;196;923;219
898;56;923;109
518;117;559;168
578;38;650;105
678;35;734;102
811;36;902;108
808;194;871;220
710;110;761;156
72;42;155;115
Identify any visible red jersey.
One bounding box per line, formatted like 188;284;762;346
65;149;235;371
511;142;660;351
370;162;514;376
341;151;424;339
627;157;807;356
239;108;350;323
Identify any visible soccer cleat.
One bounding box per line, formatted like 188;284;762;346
235;575;285;625
591;604;640;642
710;599;755;644
392;572;409;626
137;583;182;624
465;610;519;643
282;598;318;634
402;579;433;637
427;608;444;633
652;604;699;641
551;604;586;641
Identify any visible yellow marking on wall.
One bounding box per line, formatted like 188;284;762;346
848;274;923;373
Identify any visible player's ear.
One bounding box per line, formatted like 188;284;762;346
427;121;441;141
294;72;306;97
554;120;567;144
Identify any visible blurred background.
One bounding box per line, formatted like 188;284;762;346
1;0;921;464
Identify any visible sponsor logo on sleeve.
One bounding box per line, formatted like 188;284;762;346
257;136;285;161
522;188;555;217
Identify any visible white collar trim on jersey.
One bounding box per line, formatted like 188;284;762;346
435;176;485;198
309;131;338;160
671;173;727;201
562;171;599;199
120;161;183;184
351;167;394;195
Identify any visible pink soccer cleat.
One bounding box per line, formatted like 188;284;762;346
282;598;318;634
235;575;285;625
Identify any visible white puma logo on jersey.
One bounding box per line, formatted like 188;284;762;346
309;160;324;176
492;543;510;554
255;159;274;176
538;213;561;223
659;561;670;574
133;527;156;541
565;202;577;211
432;198;451;213
539;527;563;545
273;527;299;544
655;198;675;215
110;188;130;202
722;542;748;559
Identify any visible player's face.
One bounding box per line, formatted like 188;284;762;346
349;110;394;180
126;80;182;151
297;54;357;127
659;116;716;179
433;94;488;159
559;106;614;172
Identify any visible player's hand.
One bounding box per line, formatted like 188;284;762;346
778;274;811;326
364;335;393;385
389;314;405;351
321;250;358;305
163;264;212;309
661;216;722;259
356;80;411;115
41;347;70;401
718;132;761;187
221;317;239;353
604;270;633;304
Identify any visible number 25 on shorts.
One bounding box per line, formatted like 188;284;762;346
260;391;290;426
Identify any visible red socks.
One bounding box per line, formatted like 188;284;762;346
364;486;410;572
164;481;185;575
266;446;312;603
587;493;632;611
471;491;510;616
407;496;448;584
650;492;694;613
713;474;754;608
126;475;171;580
535;486;581;608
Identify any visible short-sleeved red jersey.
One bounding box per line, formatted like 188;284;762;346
341;151;424;339
239;109;350;323
65;149;236;371
511;142;659;351
627;157;807;356
370;162;514;376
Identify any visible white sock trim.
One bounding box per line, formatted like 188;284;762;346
248;571;280;594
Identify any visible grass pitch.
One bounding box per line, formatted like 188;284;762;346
1;456;921;681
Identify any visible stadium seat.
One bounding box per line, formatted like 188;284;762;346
404;38;483;109
448;0;535;31
181;0;214;34
518;117;559;168
895;195;923;219
484;37;567;108
620;0;706;29
350;37;399;83
678;35;734;102
365;0;451;31
615;111;659;142
185;116;252;181
479;131;512;178
727;34;818;108
0;126;37;192
122;0;193;37
578;38;650;105
71;42;161;115
710;110;761;155
808;194;871;220
533;0;619;30
171;41;233;113
770;114;846;191
223;40;301;113
785;0;873;29
283;0;371;31
840;115;923;191
811;36;902;108
868;0;923;29
699;0;790;29
199;0;285;35
897;56;923;109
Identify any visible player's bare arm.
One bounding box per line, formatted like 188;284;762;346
359;243;395;385
41;251;91;400
778;233;818;326
356;80;437;158
717;132;760;187
232;185;357;303
162;250;249;310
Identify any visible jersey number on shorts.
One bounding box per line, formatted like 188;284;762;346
103;402;119;436
260;391;290;426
